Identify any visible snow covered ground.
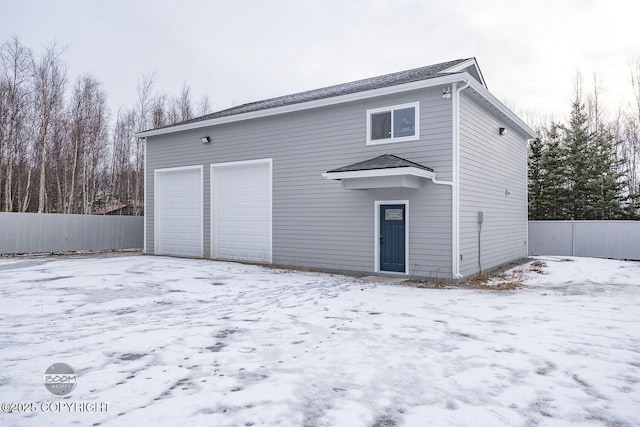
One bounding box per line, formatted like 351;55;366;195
0;254;639;427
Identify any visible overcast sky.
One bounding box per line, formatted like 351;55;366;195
2;0;639;127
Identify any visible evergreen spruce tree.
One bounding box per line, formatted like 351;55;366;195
527;73;639;221
589;124;630;219
562;90;592;219
528;136;544;219
538;123;570;219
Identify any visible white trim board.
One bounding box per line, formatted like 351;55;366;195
143;137;147;254
322;166;436;181
365;101;420;145
441;58;487;88
135;72;534;140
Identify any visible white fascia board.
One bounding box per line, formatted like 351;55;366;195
441;58;487;88
441;59;477;73
466;79;537;138
322;167;436;181
136;71;536;140
135;74;468;138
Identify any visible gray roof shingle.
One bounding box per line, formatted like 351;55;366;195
326;154;434;174
148;58;471;132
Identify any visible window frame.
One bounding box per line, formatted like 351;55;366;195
366;101;420;145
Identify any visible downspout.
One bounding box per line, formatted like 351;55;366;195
429;79;469;279
451;79;470;279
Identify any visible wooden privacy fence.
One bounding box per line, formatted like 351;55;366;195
528;220;640;260
0;212;143;254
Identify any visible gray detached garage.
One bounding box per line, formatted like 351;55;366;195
139;58;536;280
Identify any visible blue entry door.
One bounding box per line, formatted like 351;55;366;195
380;204;406;272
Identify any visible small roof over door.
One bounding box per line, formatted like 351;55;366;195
322;154;437;190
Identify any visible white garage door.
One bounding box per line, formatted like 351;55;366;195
155;166;203;257
211;159;272;263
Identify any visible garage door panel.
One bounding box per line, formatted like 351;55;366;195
155;166;203;257
212;160;271;263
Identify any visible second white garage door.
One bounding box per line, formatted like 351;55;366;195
211;159;272;263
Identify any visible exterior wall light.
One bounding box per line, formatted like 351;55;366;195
499;127;507;136
442;88;451;99
201;136;211;144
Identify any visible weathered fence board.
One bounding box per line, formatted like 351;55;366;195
529;220;640;260
0;212;143;254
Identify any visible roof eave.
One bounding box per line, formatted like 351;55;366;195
321;167;436;181
136;71;536;140
135;73;470;138
466;79;537;139
440;57;487;88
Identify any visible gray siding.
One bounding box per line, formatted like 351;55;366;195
146;86;454;278
458;91;529;276
0;212;143;254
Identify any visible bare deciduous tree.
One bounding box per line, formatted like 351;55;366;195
67;74;108;213
627;60;640;198
0;36;32;212
197;94;211;116
109;107;136;208
177;82;192;122
1;36;214;215
133;72;156;216
32;42;66;212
